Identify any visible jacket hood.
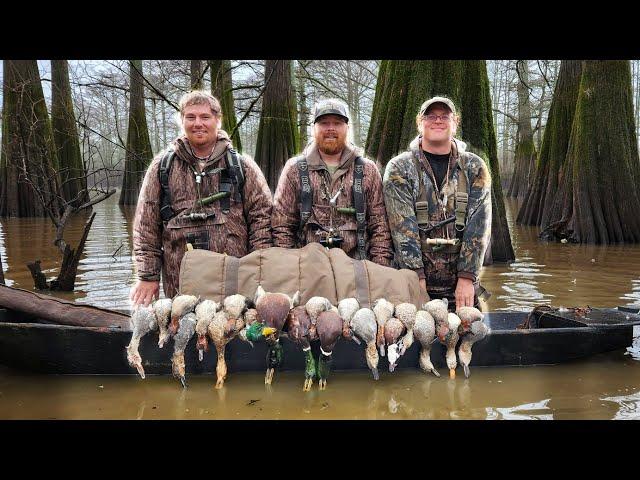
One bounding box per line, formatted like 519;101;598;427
172;130;232;166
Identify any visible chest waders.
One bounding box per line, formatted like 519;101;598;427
296;156;367;260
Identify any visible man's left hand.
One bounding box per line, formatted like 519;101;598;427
455;277;475;310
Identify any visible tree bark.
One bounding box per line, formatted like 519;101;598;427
517;61;583;226
540;60;640;243
119;60;154;205
507;61;537;198
0;60;63;217
210;60;242;152
254;60;299;189
296;61;309;147
51;60;89;208
0;249;5;285
190;60;203;90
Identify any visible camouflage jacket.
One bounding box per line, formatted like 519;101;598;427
383;136;491;295
272;141;394;266
133;132;273;298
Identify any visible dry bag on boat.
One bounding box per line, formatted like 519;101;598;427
178;243;428;307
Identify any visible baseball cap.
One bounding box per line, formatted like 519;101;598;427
313;99;350;123
419;96;457;116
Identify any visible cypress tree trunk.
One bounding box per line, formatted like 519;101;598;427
254;60;299;190
540;60;640;243
507;61;537;198
459;60;515;263
210;60;242;152
0;249;5;284
0;60;63;217
190;60;203;90
119;60;154;206
517;61;583;226
51;60;88;208
296;61;309;147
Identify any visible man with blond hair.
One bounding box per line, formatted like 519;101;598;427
130;91;273;306
383;96;491;310
272;98;393;266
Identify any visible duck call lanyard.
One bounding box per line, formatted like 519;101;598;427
297;156;366;259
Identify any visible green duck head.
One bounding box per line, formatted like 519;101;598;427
245;322;276;342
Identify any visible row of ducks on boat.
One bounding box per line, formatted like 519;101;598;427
126;286;489;391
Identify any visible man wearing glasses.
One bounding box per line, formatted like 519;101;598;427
383;97;492;310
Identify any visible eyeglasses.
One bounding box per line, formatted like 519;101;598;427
423;114;452;123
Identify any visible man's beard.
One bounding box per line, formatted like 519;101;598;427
316;135;346;155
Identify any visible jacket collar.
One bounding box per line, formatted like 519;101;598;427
303;140;360;172
173;130;232;167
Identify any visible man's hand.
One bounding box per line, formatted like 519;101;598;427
455;277;475;310
130;280;160;307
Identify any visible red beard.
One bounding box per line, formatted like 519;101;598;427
316;135;346;156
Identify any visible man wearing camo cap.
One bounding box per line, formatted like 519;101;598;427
272;98;393;265
383;96;492;310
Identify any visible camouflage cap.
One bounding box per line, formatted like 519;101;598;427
419;96;457;116
313;98;350;123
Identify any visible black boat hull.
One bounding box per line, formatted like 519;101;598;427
0;309;636;375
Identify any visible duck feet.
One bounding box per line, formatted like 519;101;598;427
265;368;275;385
449;368;456;379
303;377;314;391
371;368;379;381
178;375;188;388
318;378;327;390
215;377;225;389
463;364;470;378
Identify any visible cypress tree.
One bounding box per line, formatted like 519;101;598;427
517;61;583;226
507;61;537;198
190;60;203;90
119;60;154;206
541;60;640;243
0;60;63;217
210;60;242;152
254;60;299;190
51;60;88;208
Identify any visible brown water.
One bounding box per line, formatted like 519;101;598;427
1;196;639;419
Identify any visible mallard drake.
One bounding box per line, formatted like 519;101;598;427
456;306;489;378
413;310;439;377
350;308;379;380
169;294;199;336
126;305;157;379
253;286;300;385
316;310;343;390
372;298;394;357
285;306;316;391
172;312;197;388
238;308;259;346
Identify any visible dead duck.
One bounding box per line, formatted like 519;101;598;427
372;298;394;357
238;308;259;346
169;294;199;336
153;298;173;348
172;311;197;388
223;294;253;337
456;306;489;378
285;306;316;391
337;298;360;341
194;300;219;361
394;303;418;356
251;286;300;385
443;312;461;379
126;305;157;379
350;308;379;380
305;296;333;341
207;308;245;389
316;310;343;390
413;310;440;377
384;317;406;372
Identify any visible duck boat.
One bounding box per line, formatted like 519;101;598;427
0;284;638;375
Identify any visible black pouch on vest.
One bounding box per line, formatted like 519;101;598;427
185;230;210;250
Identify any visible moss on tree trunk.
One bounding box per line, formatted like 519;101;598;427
254;60;299;190
119;60;154;206
52;60;88;208
210;60;242;152
517;61;583;226
0;60;63;217
507;61;537;198
541;60;640;243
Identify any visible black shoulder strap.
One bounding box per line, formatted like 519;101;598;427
297;156;312;231
219;148;245;214
352;156;366;260
159;148;176;222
